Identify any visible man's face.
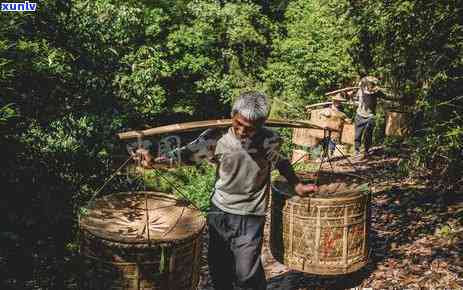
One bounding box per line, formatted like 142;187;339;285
231;113;265;140
364;83;378;95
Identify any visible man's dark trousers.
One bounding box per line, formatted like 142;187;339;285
355;114;375;153
207;203;266;290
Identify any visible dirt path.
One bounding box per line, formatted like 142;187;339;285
199;149;463;289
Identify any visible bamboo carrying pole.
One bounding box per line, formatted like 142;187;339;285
324;86;359;96
305;102;335;110
305;87;359;111
117;119;331;140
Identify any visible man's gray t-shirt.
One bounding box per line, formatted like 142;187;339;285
167;127;282;216
356;88;378;118
212;127;280;216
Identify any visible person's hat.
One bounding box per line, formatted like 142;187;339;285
360;76;381;94
332;93;346;102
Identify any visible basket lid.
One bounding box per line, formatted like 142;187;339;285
79;191;205;244
272;172;369;199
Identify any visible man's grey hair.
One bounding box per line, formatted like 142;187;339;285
231;91;270;121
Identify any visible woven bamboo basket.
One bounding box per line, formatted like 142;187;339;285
292;127;320;146
270;172;370;275
292;108;345;146
310;108;344;132
385;111;410;137
341;123;355;145
78;191;205;290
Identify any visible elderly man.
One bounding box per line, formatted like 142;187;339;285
136;91;317;290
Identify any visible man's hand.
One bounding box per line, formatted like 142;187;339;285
132;148;153;168
294;182;318;197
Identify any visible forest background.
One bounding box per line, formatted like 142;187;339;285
0;0;462;288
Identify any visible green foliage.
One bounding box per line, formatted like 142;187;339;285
165;1;273;117
264;0;356;118
274;127;294;157
0;103;18;124
114;46;169;118
66;1;145;56
291;160;319;174
145;163;216;212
